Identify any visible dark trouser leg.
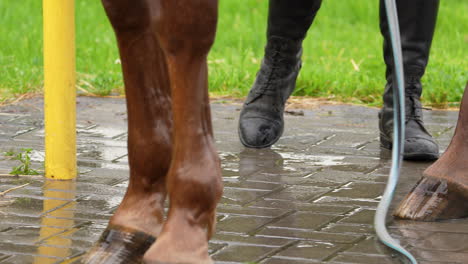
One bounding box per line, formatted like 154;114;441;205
267;0;323;40
379;0;440;160
238;0;322;148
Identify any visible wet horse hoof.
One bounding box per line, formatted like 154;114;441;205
82;225;156;264
394;176;468;221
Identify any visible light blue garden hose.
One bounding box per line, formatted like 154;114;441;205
374;0;418;263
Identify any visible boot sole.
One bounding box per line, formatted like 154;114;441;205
380;133;439;161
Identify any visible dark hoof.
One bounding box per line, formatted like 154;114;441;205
83;225;156;264
394;177;468;221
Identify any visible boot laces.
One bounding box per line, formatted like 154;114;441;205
246;44;288;107
263;46;287;92
404;80;426;123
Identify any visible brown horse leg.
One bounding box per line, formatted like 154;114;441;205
84;1;172;262
395;85;468;221
142;0;222;263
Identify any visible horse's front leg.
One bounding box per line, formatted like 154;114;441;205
395;84;468;220
84;0;172;263
143;0;222;263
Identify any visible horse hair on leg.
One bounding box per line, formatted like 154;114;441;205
84;0;173;263
85;0;222;263
142;0;223;263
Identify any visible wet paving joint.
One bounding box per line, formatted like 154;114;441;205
1;97;468;263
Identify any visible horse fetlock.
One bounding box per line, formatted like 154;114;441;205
169;169;222;215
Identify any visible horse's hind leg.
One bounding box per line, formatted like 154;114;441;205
84;0;171;262
143;0;222;263
395;84;468;221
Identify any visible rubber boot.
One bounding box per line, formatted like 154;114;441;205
379;0;440;161
238;0;322;148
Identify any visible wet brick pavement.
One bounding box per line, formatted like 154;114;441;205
0;96;467;264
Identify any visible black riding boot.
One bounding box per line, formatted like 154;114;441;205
379;0;440;160
238;0;322;148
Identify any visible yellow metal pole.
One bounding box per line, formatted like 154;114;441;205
43;0;76;179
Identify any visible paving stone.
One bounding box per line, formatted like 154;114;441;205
223;179;280;191
217;204;289;218
77;168;128;184
413;250;468;264
328;182;385;199
391;219;468;234
321;223;374;235
274;241;347;261
267;212;339;230
0;214;42;229
217;215;274;234
313;195;379;208
264;185;330;202
0;254;59;264
221;186;271;205
0;242;41;256
330;253;398;264
211;244;275;263
409;232;468;252
0;255;9;263
386;228;437;248
73;181;127;196
77;146;128;163
417;261;460;264
338;209;376;225
208;242;227;255
72;194;124;213
212;232;293;247
0;125;37;138
247;173;311;186
249;200;355;216
0;196;44;217
257;227;363;243
345;236;394;256
261;257;320;264
0;227;42;245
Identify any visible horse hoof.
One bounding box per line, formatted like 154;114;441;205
82;225;156;264
394;176;468;221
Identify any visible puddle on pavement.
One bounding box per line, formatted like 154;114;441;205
279;152;346;166
34;180;79;264
77;126;126;139
235;148;353;177
29;150;45;163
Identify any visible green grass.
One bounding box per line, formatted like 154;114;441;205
0;0;467;107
